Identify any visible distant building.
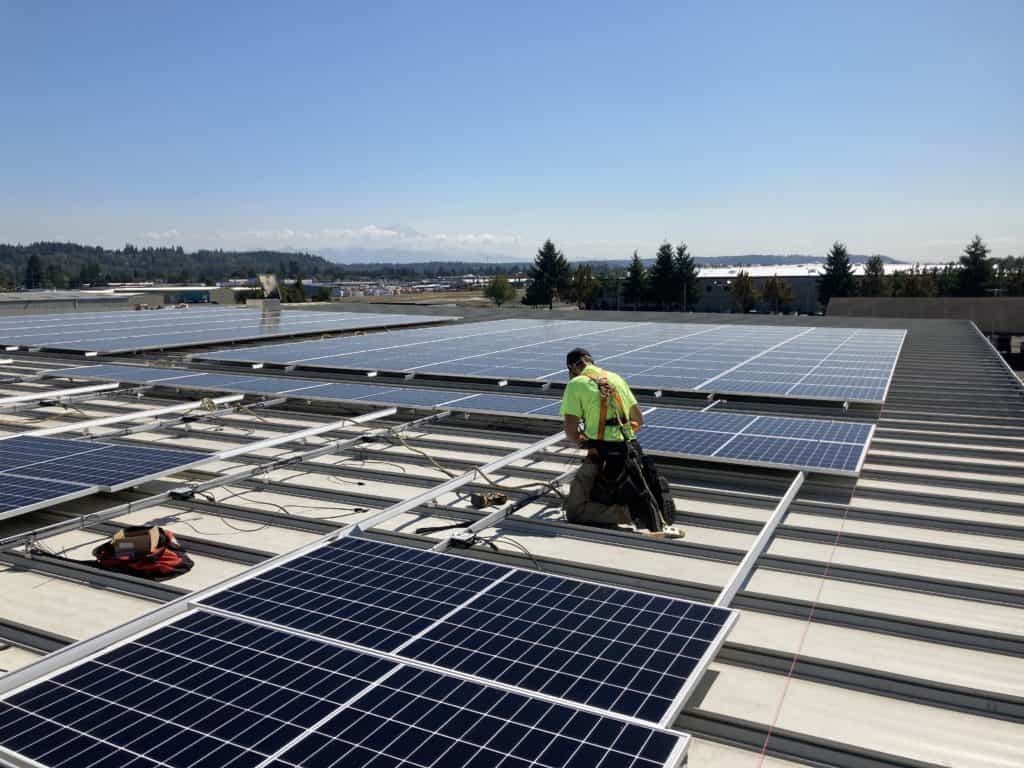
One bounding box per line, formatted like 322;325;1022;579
595;263;945;315
0;289;137;316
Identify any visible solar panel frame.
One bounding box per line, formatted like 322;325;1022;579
638;405;872;479
0;308;458;355
194;320;906;403
196;537;738;728
0;608;689;768
0;475;98;518
51;365;875;476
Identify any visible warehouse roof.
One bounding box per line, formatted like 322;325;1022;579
0;308;1020;768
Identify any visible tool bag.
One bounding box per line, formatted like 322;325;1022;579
589;441;674;532
91;526;194;581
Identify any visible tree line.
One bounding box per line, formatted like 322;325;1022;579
495;235;1023;312
0;242;344;290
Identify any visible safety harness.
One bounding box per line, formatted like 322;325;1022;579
580;367;639;441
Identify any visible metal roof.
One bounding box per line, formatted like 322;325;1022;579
0;309;1020;768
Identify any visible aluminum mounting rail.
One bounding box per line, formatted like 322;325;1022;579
0;410;452;695
0;382;119;409
341;430;569;538
714;470;805;607
0;407;404;555
430;463;579;553
0;394;245;439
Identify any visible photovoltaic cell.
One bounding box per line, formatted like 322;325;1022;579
272;664;683;768
195;319;905;403
0;307;457;354
53;364;874;476
713;434;864;472
201;537;510;651
0;611;396;768
0;475;95;515
402;569;732;723
638;408;873;476
0;435;211;516
53;365;563;419
0;610;686;768
202;539;735;725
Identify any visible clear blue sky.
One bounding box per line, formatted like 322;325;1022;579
1;0;1020;262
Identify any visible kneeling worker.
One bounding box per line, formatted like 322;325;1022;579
560;348;680;537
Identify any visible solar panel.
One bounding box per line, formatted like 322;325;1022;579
200;538;736;725
0;307;457;354
275;663;685;768
54;365;564;419
201;537;510;651
195;319;905;403
0;610;687;768
53;365;874;475
402;569;733;723
0;475;95;515
0;435;211;518
638;408;874;476
5;443;211;491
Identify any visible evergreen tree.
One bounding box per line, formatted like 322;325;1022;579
890;266;937;298
523;239;570;309
818;241;856;305
993;255;1024;296
731;270;758;312
568;265;598;308
958;235;992;296
935;263;961;296
761;277;794;313
483;274;516;306
861;255;886;296
24;254;43;289
622;251;647;306
672;242;700;311
648;243;676;308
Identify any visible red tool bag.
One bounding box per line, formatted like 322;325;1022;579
92;526;194;581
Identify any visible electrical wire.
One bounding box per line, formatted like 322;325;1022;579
388;429;565;500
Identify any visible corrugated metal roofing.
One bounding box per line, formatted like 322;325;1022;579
0;310;1020;768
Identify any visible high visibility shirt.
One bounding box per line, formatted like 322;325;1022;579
559;364;639;441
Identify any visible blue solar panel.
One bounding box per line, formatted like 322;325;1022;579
642;410;757;433
0;308;457;354
402;569;732;723
637;428;737;457
0;611;397;768
195;319;905;403
201;537;510;651
273;664;684;768
9;443;210;491
637;409;873;476
203;539;734;726
456;393;561;415
0;475;94;514
745;416;873;444
0;436;103;472
0;609;686;768
713;434;864;473
0;435;210;515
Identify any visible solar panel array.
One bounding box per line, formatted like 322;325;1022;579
0;307;455;354
0;611;686;768
638;408;874;475
53;364;876;476
0;435;210;516
201;538;735;724
196;319;905;403
55;363;564;418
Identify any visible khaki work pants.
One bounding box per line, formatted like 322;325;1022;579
563;455;628;526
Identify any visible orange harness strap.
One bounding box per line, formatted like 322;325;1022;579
582;368;630;441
